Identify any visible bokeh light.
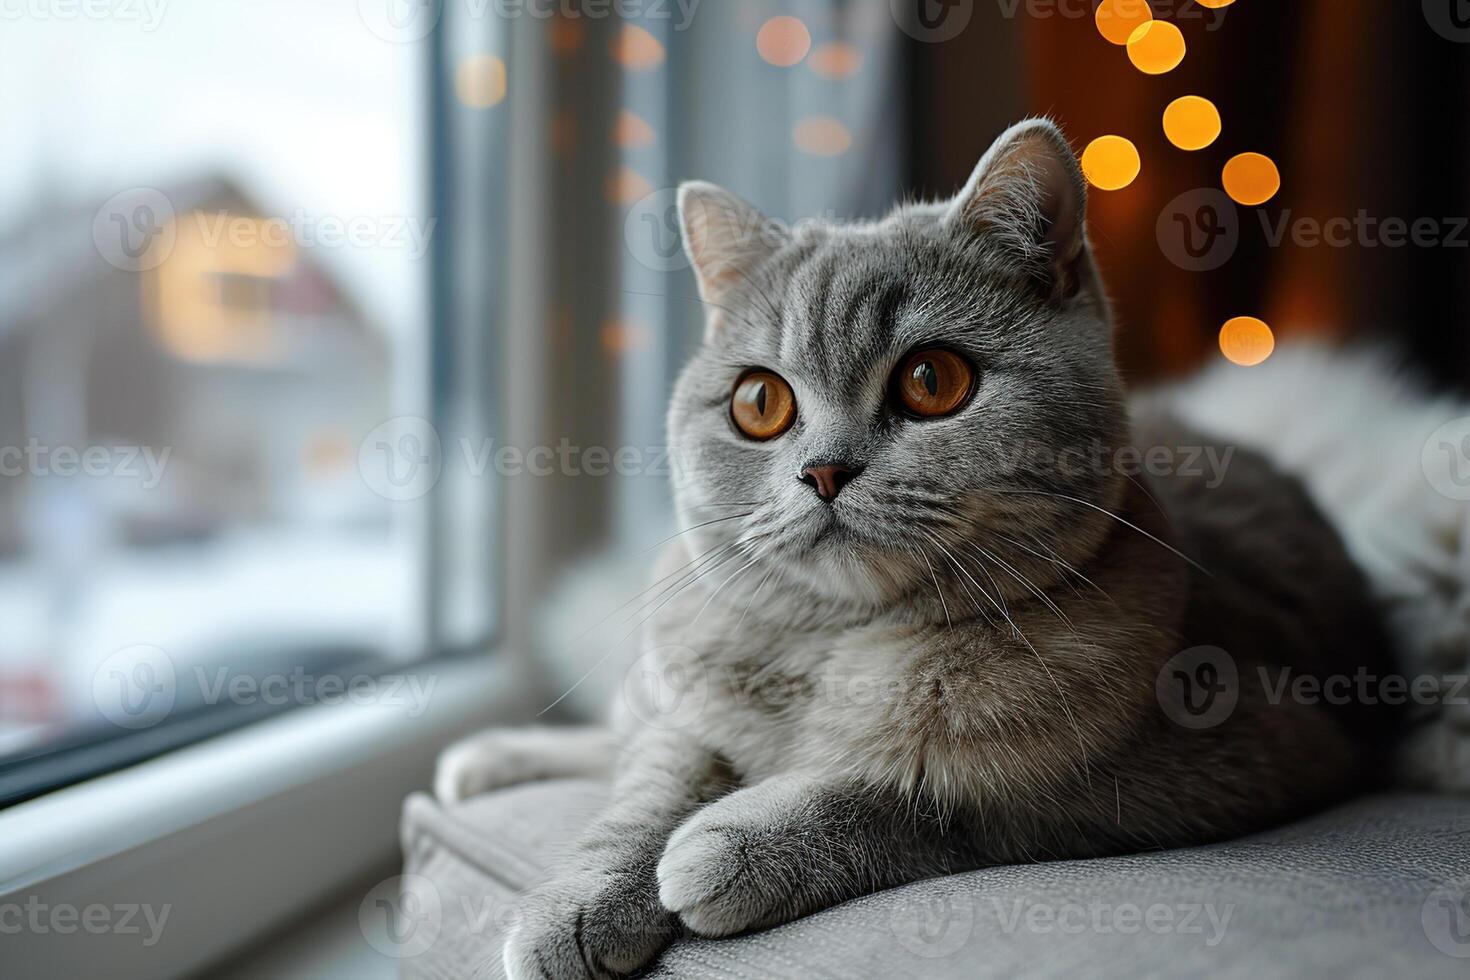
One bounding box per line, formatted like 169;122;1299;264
606;167;654;205
793;117;852;156
1196;0;1235;7
1081;135;1141;191
454;55;507;109
809;41;862;79
1222;152;1282;205
612;25;665;71
757;16;811;67
1162;95;1221;150
1219;317;1276;366
1126;21;1186;75
615;110;655;149
1095;0;1152;46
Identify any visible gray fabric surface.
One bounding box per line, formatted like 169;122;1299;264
399;781;1470;979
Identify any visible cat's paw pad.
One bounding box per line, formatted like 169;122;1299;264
501;875;676;980
657;815;770;937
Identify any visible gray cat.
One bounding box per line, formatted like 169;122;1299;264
438;119;1398;979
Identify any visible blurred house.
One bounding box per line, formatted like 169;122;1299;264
0;176;392;560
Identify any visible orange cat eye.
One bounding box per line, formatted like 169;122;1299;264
731;370;797;440
892;348;976;418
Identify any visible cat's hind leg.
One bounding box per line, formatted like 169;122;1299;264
434;725;619;804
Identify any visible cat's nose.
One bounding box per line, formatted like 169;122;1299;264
799;462;865;502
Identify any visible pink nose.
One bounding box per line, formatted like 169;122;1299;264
800;463;864;501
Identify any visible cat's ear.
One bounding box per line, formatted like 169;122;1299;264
678;181;787;324
944;118;1090;302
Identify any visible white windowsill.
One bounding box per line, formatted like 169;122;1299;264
0;651;532;980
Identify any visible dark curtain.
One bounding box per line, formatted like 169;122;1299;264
901;0;1470;389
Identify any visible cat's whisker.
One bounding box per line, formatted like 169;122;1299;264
993;488;1214;578
574;533;744;641
913;545;952;630
970;542;1078;635
986;528;1116;604
636;511;755;556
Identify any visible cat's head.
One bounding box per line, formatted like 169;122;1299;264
667;119;1128;611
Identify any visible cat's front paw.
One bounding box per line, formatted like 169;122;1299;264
657;809;784;937
502;871;678;980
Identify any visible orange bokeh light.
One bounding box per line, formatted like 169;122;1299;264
793;117;852;156
1095;0;1152;46
1127;21;1186;75
1162;95;1221;151
615;110;655;149
1196;0;1235;7
809;41;862;79
612;25;665;71
1081;135;1141;191
1219;317;1276;366
1222;153;1282;206
757;16;811;68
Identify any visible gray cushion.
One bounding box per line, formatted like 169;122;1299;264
399;782;1470;979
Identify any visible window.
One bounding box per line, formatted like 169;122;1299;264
0;0;487;805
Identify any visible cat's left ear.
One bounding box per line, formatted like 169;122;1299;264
678;181;788;332
944;118;1090;302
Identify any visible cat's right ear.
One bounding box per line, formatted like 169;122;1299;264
678;181;786;331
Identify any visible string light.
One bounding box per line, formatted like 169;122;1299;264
1219;317;1276;366
1095;0;1152;46
1222;153;1281;205
1163;96;1222;150
1081;136;1141;191
1127;21;1186;75
757;16;811;67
